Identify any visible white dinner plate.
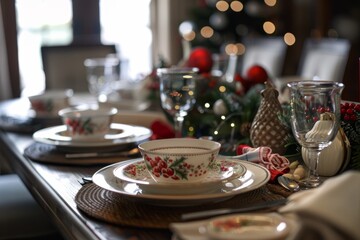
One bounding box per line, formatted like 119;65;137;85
33;123;152;148
113;158;247;195
92;158;270;206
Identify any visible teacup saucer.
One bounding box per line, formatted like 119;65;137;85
113;158;247;195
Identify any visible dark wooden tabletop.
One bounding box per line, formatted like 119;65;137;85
0;98;289;240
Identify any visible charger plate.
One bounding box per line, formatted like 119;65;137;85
75;183;285;229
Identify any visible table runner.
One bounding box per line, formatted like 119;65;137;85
75;183;291;229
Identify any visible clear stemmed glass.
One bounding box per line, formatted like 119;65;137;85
157;67;198;138
287;81;344;188
84;57;120;102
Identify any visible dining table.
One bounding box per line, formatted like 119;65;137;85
0;96;293;240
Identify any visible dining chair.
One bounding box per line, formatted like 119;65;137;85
41;44;117;93
0;174;63;239
239;37;288;79
297;38;350;82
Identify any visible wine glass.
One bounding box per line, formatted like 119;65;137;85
157;67;198;138
287;81;344;188
84;57;120;102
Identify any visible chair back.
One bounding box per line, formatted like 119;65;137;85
298;38;350;82
41;44;117;92
239;37;288;78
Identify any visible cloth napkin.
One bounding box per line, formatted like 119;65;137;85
279;170;360;240
236;145;290;182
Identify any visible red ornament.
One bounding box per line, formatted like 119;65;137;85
187;47;213;73
246;65;268;84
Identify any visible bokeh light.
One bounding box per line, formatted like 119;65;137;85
200;26;214;38
263;21;276;34
264;0;276;7
230;1;243;12
216;0;229;12
284;32;296;45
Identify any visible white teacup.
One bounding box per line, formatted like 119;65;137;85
58;105;118;139
28;89;73;116
138;138;221;184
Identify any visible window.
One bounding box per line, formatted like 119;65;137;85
16;0;72;96
15;0;152;97
100;0;152;81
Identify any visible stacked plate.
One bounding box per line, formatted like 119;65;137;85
32;123;152;153
92;158;271;207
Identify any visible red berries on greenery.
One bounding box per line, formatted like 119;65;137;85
341;103;360;122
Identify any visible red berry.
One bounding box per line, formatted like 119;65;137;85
317;107;325;113
350;114;357;121
171;176;179;180
355;104;360;112
153;166;161;174
150;160;157;168
347;109;354;115
155;156;161;163
167;168;174;176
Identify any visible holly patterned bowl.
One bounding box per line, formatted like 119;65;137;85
58;105;118;140
138;138;221;184
28;89;73;117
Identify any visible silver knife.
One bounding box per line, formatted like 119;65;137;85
181;198;287;221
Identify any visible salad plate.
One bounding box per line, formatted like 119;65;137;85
113;158;247;195
33;123;152;149
205;213;290;240
92;158;270;206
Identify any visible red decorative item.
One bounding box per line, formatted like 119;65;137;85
187;47;213;73
234;73;247;95
246;65;268;84
150;120;175;140
236;144;250;155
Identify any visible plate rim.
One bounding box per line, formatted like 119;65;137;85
32;123;152;148
46;124;135;142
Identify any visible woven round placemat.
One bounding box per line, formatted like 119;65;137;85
75;183;287;229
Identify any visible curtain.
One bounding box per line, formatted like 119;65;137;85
0;2;12;100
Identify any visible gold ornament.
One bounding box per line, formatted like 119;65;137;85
250;82;290;155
